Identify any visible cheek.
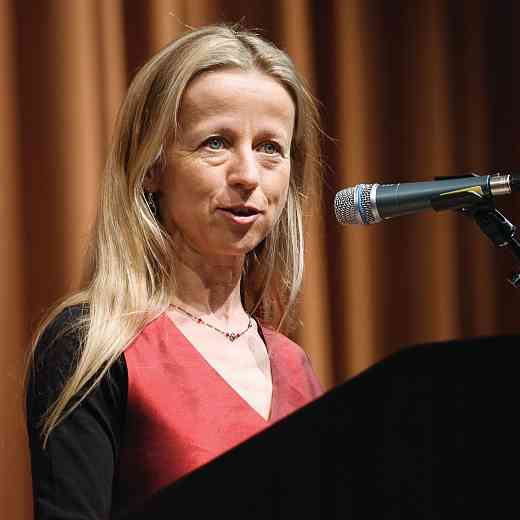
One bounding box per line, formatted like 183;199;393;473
156;178;189;234
160;166;211;215
268;171;291;217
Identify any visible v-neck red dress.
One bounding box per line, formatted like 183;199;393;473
116;314;323;510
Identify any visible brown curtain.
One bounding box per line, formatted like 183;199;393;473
1;1;519;517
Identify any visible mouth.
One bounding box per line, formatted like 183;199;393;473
217;205;263;224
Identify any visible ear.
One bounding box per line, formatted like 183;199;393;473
143;166;161;193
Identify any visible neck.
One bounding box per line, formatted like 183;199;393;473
172;241;247;325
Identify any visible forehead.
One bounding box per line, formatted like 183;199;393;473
178;68;296;129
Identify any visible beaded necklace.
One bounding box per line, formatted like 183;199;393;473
171;304;253;342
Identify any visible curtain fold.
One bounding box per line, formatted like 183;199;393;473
0;2;32;518
1;1;518;517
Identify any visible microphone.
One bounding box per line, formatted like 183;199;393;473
334;173;520;225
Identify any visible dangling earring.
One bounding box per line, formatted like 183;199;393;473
147;191;157;217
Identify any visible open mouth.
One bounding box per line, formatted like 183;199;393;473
218;206;262;223
220;206;260;217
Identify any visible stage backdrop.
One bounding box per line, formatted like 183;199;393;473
1;1;519;518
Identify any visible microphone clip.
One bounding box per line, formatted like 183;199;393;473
459;201;520;289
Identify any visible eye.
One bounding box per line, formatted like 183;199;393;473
258;141;281;155
204;136;225;150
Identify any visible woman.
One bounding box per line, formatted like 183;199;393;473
27;24;323;518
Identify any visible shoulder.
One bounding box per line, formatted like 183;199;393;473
28;304;127;421
259;324;309;364
32;304;89;376
259;324;324;398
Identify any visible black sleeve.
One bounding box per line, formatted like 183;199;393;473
27;305;127;520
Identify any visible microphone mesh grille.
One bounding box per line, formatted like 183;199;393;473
334;184;378;225
334;188;357;224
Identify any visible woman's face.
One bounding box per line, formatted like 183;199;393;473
156;68;295;260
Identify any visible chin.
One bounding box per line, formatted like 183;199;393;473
221;229;268;253
224;243;258;256
215;237;264;257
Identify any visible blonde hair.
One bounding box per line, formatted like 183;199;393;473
29;24;322;445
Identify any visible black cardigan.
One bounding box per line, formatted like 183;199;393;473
27;306;128;519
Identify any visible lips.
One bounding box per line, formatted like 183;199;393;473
220;205;261;216
217;205;263;224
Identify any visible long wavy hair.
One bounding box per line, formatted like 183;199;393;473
29;24;322;445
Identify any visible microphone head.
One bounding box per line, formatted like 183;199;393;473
334;183;381;225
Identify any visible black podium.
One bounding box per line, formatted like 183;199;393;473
122;335;519;519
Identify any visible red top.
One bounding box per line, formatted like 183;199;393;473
116;313;323;509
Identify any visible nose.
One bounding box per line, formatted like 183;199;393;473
227;148;260;191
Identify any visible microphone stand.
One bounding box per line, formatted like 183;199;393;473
458;201;520;288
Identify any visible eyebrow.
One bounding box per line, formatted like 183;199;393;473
182;120;291;141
